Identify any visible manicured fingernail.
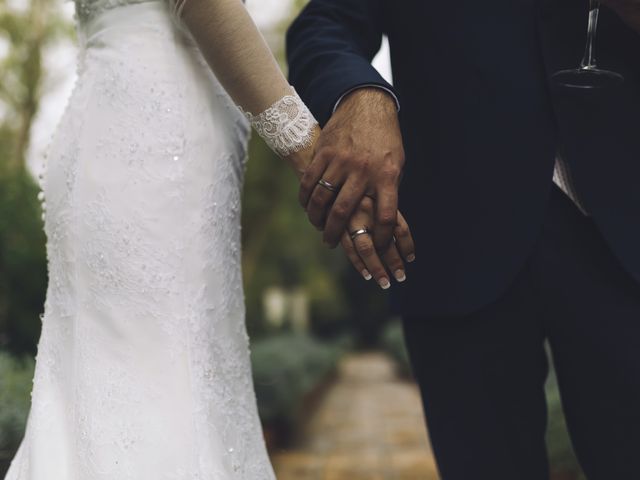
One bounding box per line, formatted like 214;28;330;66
394;269;406;282
362;269;372;281
406;254;416;263
379;278;391;290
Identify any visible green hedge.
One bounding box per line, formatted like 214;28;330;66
251;333;347;426
0;165;48;355
0;352;33;464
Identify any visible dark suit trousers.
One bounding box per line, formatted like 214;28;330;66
402;186;640;480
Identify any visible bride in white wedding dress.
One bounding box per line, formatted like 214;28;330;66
5;0;319;478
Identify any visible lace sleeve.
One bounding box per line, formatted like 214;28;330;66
168;0;319;158
240;91;317;158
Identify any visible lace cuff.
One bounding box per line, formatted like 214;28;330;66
241;90;318;158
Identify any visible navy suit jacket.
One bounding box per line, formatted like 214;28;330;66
287;0;640;317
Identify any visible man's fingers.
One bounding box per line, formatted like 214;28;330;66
323;177;367;248
340;232;372;281
298;150;331;208
306;181;339;229
304;157;355;232
373;185;399;252
394;211;416;263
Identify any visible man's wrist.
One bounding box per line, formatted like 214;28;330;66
333;85;400;115
335;87;399;119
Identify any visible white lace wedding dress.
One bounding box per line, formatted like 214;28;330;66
5;0;316;478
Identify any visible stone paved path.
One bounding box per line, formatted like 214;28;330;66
271;352;440;480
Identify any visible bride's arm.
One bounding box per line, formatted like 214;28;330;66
172;0;411;286
173;0;320;174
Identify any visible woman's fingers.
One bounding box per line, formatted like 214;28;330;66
340;232;372;281
339;201;416;288
377;210;414;282
394;210;416;263
381;243;407;283
347;197;391;289
352;230;391;289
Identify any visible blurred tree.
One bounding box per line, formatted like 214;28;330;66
0;0;72;353
0;0;73;168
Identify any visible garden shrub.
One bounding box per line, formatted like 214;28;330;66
251;333;344;426
0;165;47;354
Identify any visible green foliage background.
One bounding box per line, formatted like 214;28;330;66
0;1;585;478
0;0;71;354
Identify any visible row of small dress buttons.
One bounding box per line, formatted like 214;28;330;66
37;169;46;221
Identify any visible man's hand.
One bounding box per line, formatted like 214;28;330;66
299;88;405;251
601;0;640;33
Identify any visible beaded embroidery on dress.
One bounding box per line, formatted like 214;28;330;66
4;1;277;479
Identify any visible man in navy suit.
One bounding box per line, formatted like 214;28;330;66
287;0;640;478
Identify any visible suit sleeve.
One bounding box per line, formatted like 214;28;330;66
286;0;396;126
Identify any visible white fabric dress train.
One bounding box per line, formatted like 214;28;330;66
4;0;310;478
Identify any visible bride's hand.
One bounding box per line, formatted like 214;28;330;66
285;125;321;179
340;196;415;290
